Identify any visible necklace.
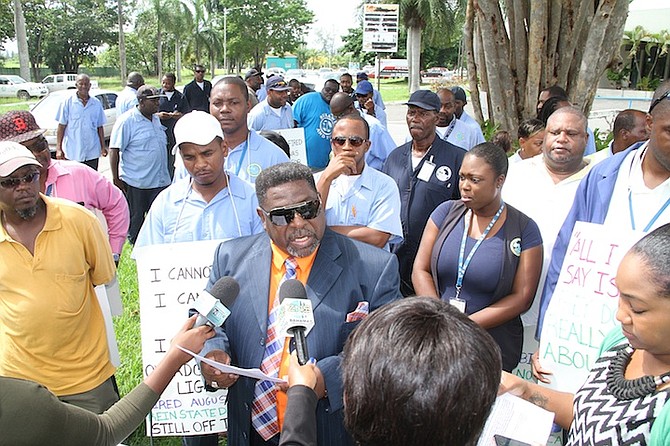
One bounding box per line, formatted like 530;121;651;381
606;345;670;400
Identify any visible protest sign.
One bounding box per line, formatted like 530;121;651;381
135;240;227;437
539;222;640;393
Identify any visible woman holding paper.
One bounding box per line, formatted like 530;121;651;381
0;316;214;446
412;142;543;371
500;223;670;445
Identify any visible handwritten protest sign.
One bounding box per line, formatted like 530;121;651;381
275;127;307;165
539;222;640;393
134;240;227;437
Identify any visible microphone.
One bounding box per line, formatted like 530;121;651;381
276;279;314;365
192;277;240;328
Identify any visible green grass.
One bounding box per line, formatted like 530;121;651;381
115;243;225;445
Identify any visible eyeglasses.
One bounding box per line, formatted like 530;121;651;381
24;136;49;153
260;199;320;226
0;171;39;189
649;90;670;114
331;136;367;147
195;70;205;73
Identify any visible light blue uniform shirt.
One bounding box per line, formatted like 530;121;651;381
134;174;263;248
224;130;289;184
316;165;403;249
437;116;484;151
363;113;396;171
116;86;138;115
247;99;294;131
110;107;170;189
55;93;106;162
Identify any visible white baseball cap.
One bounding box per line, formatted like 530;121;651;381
172;111;224;155
0;141;42;177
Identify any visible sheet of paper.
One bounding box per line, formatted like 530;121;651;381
177;346;288;384
477;393;554;446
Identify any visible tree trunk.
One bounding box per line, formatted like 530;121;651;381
13;0;30;81
467;0;630;139
175;41;182;83
407;25;421;93
118;0;127;85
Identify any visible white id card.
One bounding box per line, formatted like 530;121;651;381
417;158;436;182
449;297;466;312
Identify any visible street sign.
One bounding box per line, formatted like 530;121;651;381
363;4;399;53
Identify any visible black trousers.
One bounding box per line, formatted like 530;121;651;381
126;185;165;244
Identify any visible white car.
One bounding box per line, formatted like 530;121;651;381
41;73;100;93
0;75;49;100
30;88;118;152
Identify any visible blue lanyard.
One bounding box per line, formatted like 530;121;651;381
628;190;670;232
456;202;505;298
233;139;249;177
443;117;457;139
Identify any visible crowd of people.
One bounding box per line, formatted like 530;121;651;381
0;65;669;446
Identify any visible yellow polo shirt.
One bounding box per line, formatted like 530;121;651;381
0;195;116;395
267;242;317;430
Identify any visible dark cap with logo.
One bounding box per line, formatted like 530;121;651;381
245;69;264;80
404;90;441;112
0;111;46;143
136;85;166;100
266;77;291;91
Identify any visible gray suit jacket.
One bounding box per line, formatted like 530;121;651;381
201;228;401;445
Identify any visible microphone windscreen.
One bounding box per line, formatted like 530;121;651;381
279;278;307;302
209;276;240;308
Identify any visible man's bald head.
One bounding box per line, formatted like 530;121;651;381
330;92;356;118
127;72;145;89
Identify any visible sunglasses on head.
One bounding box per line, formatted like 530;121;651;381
260;199;320;226
0;171;39;189
649;90;670;114
331;136;367;147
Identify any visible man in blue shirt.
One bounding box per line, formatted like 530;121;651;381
293;79;339;169
116;72;144;115
109;85;171;244
55;74;106;170
135;110;262;247
248;77;294;132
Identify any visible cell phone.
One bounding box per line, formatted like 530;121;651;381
493;434;532;446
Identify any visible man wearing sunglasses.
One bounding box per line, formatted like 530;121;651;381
315;113;401;249
183;64;213;113
534;80;670;382
0;142;119;414
198;162;401;446
329;92;395;170
0;110;129;264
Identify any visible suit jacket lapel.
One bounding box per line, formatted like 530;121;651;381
246;236;273;331
306;230;343;311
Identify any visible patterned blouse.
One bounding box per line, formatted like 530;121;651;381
567;342;670;445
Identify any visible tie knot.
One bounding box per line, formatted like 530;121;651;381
284;257;298;278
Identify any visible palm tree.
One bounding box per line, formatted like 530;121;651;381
12;0;30;81
397;0;452;92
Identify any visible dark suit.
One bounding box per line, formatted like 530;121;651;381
201;229;401;446
183;79;212;113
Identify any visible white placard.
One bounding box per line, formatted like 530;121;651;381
538;222;640;393
134;240;227;437
275;127;307;166
363;4;399;53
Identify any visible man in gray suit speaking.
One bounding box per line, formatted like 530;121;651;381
199;162;401;446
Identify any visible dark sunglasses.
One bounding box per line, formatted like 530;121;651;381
195;70;205;73
0;171;39;189
649;90;670;114
331;136;367;147
260;199;320;226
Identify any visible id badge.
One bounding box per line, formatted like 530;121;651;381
449;297;466;313
417;159;436;182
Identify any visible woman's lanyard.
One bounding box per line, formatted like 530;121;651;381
455;202;505;299
628;190;670;232
233;134;250;177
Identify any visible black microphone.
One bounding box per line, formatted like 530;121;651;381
278;279;314;366
192;276;240;328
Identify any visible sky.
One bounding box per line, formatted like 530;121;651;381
304;0;361;50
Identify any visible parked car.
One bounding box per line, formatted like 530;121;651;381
30;88;118;153
41;73;100;93
0;75;49;100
